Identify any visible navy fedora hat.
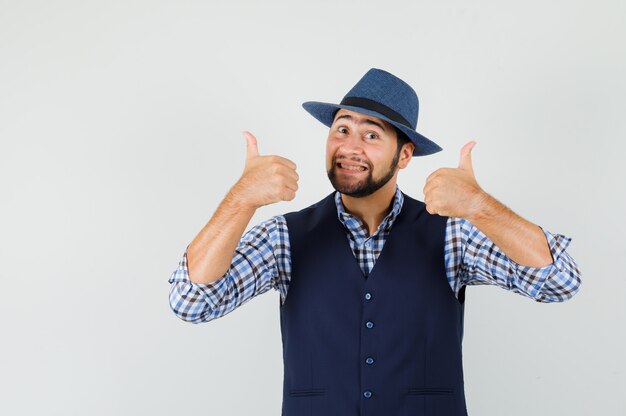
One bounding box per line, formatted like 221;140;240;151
302;68;442;156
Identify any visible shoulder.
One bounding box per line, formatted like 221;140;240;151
282;192;338;237
400;191;450;226
283;192;335;221
241;214;288;244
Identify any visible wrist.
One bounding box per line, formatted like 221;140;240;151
466;190;495;223
226;183;259;211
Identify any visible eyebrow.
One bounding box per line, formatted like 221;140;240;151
334;114;387;132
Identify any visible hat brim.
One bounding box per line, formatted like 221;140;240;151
302;101;442;157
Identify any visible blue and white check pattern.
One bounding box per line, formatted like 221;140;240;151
169;186;582;323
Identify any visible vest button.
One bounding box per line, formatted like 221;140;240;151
363;390;372;398
365;357;374;365
366;321;374;329
365;292;372;300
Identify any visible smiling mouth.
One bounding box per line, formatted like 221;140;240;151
337;162;367;172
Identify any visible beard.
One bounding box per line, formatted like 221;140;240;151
327;149;400;198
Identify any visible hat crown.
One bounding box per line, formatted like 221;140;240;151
343;68;419;129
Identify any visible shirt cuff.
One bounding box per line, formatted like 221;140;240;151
168;249;229;311
539;225;573;272
508;226;575;301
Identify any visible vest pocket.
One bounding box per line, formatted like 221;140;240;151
404;388;458;416
284;389;328;415
407;387;454;396
288;388;326;397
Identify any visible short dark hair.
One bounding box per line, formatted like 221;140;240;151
393;127;413;154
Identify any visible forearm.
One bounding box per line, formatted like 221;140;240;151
467;192;553;268
169;214;288;323
187;186;257;284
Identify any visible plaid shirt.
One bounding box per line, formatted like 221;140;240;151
169;186;581;323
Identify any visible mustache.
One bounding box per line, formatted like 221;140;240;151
333;155;371;170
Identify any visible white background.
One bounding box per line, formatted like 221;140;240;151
1;1;624;415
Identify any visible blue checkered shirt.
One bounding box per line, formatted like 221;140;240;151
168;186;581;323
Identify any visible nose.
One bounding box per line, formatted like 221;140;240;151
337;132;365;156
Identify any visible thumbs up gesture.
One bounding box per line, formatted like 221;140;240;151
423;141;487;218
231;131;299;209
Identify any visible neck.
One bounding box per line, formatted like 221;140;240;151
340;179;398;237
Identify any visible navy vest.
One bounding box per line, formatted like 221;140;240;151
281;191;467;416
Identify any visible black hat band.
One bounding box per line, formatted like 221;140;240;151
340;97;413;129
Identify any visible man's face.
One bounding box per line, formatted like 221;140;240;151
326;109;413;197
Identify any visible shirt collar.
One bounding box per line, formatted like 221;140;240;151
334;185;404;234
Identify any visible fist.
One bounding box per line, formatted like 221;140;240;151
423;141;486;218
232;131;299;209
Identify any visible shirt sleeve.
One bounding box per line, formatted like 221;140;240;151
444;216;582;303
168;215;290;323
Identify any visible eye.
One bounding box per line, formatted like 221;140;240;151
337;126;348;134
365;132;379;140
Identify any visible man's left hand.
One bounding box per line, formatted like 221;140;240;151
423;141;487;219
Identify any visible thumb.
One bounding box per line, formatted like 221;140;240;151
243;131;259;160
458;141;476;172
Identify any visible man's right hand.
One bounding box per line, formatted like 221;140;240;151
186;131;298;285
231;131;299;209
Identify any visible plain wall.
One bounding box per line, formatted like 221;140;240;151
1;0;624;414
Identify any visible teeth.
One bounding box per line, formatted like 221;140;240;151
340;163;365;171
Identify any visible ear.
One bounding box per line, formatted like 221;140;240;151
397;142;414;169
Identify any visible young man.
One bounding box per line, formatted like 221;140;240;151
168;68;581;416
